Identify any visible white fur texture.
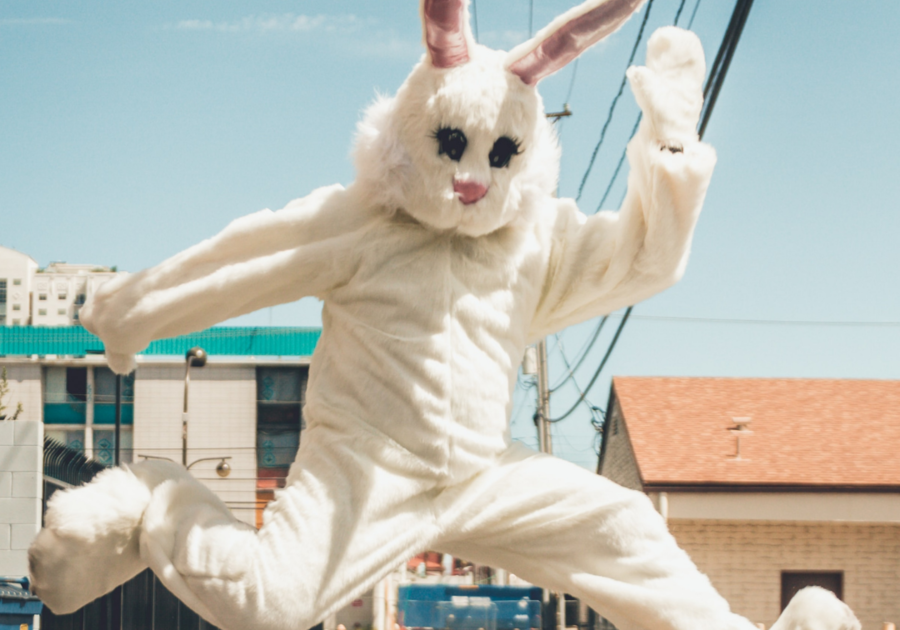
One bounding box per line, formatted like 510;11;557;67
771;587;861;630
30;5;855;630
29;466;151;613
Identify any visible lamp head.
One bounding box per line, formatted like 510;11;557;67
186;347;208;368
215;459;231;478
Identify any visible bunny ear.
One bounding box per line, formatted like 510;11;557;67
506;0;645;86
422;0;471;69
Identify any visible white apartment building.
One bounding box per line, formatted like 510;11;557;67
0;245;38;327
0;245;122;327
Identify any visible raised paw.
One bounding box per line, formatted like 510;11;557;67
29;466;153;613
627;26;706;148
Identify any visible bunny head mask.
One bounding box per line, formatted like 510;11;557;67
354;0;645;237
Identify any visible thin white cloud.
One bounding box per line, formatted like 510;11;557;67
173;13;359;35
0;17;72;26
351;34;421;60
479;30;530;51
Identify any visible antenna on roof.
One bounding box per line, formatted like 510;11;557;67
728;416;752;461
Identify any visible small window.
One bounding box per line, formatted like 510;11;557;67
13;279;21;286
781;572;843;610
12;304;20;311
38;309;47;316
74;294;86;305
57;308;66;315
12;319;20;326
58;293;67;300
39;294;47;301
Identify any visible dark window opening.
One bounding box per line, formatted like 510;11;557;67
66;367;88;402
781;572;843;611
255;366;308;528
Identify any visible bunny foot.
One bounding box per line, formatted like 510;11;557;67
29;460;190;614
771;587;861;630
29;465;151;613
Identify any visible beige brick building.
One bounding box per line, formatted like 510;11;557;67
598;377;900;629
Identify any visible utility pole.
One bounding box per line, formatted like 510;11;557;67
535;339;552;454
531;339;564;630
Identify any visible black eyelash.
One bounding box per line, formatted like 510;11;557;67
433;127;467;162
489;136;522;169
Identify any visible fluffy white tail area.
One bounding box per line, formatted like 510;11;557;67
28;460;212;615
772;587;861;630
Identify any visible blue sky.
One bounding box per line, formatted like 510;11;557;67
2;1;898;468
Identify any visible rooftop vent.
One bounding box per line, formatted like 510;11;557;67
727;416;752;461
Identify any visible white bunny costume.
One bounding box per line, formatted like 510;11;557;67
29;2;860;630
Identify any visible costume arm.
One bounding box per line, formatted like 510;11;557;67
80;184;366;373
529;26;715;339
529;124;715;339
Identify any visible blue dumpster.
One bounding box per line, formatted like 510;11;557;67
398;584;542;630
0;578;43;630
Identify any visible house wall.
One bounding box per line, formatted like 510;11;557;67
598;399;642;491
669;519;900;629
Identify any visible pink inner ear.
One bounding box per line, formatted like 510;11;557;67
424;0;470;68
509;0;644;85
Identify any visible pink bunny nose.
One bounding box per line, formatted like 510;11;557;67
453;179;488;205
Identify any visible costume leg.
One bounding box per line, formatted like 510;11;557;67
433;442;756;630
32;423;442;630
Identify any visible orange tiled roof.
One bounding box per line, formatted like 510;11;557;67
613;377;900;488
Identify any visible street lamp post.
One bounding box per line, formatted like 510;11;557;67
183;347;207;467
139;346;230;477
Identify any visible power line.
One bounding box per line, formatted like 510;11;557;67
699;0;754;137
547;307;632;423
563;59;579;106
672;0;689;26
528;0;534;37
550;334;596;415
575;0;656;201
550;316;608;392
595;114;641;212
687;0;702;28
626;314;900;328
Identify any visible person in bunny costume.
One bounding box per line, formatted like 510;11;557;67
29;1;860;629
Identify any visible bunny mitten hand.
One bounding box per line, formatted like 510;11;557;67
627;26;706;151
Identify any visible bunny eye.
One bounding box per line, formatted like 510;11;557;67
489;136;521;169
434;127;467;162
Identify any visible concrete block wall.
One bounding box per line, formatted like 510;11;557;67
0;364;42;423
0;420;43;576
669;519;900;629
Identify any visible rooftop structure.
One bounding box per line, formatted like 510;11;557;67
602;376;900;491
0;246;123;327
